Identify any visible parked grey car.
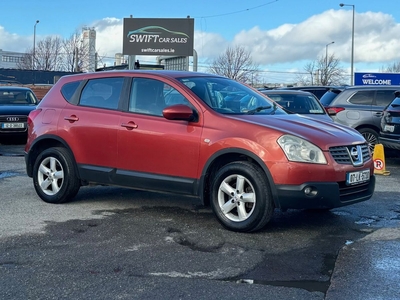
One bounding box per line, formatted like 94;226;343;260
320;85;400;152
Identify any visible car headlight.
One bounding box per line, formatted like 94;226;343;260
277;135;327;164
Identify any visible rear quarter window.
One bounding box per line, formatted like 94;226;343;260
61;81;82;102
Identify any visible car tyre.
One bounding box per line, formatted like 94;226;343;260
211;161;274;232
33;147;80;203
358;128;378;153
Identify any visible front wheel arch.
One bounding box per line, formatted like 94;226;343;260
199;149;279;207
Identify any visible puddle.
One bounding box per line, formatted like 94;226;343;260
0;153;24;157
0;171;19;179
238;279;330;293
231;253;336;294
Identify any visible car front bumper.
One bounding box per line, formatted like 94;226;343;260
275;175;376;210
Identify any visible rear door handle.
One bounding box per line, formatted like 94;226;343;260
64;115;79;122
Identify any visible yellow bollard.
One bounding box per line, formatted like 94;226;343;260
373;144;390;175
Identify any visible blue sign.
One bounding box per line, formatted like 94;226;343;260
355;72;400;86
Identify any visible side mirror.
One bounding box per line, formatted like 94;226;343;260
162;104;196;121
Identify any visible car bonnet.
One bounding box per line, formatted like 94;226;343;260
233;114;365;150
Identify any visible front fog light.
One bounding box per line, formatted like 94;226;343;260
304;186;318;197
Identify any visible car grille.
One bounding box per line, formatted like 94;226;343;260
0;115;28;133
338;180;372;203
0;115;28;122
329;144;371;165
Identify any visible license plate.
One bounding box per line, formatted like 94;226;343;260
384;124;395;132
346;169;370;185
1;122;25;129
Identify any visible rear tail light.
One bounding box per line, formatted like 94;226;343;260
27;109;42;127
326;107;345;114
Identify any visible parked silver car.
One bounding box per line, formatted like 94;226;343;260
320;85;400;152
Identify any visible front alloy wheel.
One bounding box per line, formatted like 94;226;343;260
211;161;274;232
217;174;256;222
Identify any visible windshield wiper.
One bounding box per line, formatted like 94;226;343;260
246;105;271;115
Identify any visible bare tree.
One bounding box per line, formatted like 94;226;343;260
380;61;400;73
16;52;33;70
17;30;100;72
34;36;64;71
208;45;259;83
298;54;346;86
62;31;90;72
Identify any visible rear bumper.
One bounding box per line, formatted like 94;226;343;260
275;175;376;210
379;136;400;151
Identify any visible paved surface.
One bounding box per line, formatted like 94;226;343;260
327;156;400;300
0;144;399;299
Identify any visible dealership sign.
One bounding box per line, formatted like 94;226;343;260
123;18;194;56
355;72;400;86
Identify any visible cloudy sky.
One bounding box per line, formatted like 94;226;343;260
1;0;399;83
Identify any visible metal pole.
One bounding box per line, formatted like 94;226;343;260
33;20;39;70
351;5;355;85
325;41;334;68
339;3;355;85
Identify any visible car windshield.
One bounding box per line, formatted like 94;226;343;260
177;76;286;115
0;89;38;105
262;93;325;115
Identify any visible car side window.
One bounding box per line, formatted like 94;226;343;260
375;90;396;106
348;91;374;105
164;87;190;106
129;78;191;116
80;77;124;109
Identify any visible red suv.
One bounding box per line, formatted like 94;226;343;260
25;70;375;232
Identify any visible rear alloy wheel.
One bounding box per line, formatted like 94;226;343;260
33;147;80;204
211;161;274;232
358;128;378;153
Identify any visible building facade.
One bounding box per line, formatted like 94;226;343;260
0;49;25;69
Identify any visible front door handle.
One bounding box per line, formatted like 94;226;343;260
121;122;138;130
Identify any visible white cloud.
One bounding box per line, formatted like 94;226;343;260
1;9;399;71
189;9;400;69
0;26;32;52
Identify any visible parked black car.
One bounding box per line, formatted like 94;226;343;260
275;86;347;99
320;85;400;152
379;91;400;151
0;86;38;144
259;89;334;122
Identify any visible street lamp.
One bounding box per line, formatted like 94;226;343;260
340;3;355;85
325;41;334;68
33;20;39;70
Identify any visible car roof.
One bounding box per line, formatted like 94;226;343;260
341;85;400;90
276;85;340;89
60;70;224;81
0;86;34;91
261;90;315;96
